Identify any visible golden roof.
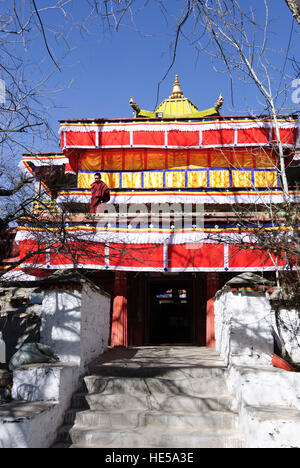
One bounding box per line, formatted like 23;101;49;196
130;75;223;119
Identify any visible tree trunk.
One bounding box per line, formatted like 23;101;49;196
285;0;300;26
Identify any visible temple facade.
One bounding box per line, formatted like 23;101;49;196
10;76;300;348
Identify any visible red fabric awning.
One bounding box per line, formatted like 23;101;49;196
59;119;299;151
16;239;293;275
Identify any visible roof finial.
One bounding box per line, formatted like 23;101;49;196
214;93;224;111
169;74;184;99
129;96;140;115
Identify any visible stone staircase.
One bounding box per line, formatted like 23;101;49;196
52;347;245;448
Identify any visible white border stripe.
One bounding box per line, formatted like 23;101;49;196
19;262;297;273
61;143;296;150
56;192;299;205
15;229;275;245
59;121;299;134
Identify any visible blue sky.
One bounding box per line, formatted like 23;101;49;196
15;0;300;152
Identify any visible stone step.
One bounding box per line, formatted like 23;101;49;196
53;348;246;449
87;363;227;379
85;392;237;412
56;407;240;444
74;408;239;430
89;346;224;360
84;375;228;395
68;426;245;448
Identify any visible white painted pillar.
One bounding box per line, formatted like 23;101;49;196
214;286;274;366
40;282;110;374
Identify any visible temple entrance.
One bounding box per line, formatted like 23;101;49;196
147;279;194;345
126;273;208;347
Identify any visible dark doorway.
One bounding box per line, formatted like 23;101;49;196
148;280;193;345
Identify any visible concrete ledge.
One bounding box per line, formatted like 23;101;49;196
0;363;80;448
12;363;79;403
0;401;58;448
227;365;300;448
228;365;300;409
241;405;300;448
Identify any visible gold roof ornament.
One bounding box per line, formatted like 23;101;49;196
130;75;223;119
169;75;184;99
155;74;199;117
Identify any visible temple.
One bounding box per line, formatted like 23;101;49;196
5;75;300;347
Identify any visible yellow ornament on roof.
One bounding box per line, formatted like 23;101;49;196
130;75;223;119
169;74;184;99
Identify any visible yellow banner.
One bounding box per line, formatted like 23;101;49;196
143;172;164;189
254;171;278;188
210;170;230;188
232;170;252;188
78;169;278;190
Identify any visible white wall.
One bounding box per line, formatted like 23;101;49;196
0;281;111;448
272;307;300;364
214;285;300;448
41;288;82;366
80;283;111;368
40;282;111;375
214;286;274;366
227;365;300;448
1;363;80;448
